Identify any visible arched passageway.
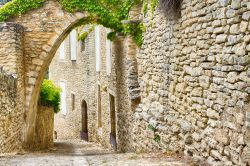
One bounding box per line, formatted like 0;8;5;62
81;100;88;141
0;0;89;148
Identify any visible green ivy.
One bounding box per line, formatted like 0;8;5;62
150;0;158;14
0;0;158;46
78;25;95;41
39;79;61;113
123;22;145;46
0;0;45;21
107;31;117;41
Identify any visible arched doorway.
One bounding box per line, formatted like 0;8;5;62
81;100;88;141
109;94;117;150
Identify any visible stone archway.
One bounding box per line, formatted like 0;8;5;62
0;0;89;149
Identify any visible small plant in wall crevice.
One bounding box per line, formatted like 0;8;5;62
154;134;161;142
148;124;161;142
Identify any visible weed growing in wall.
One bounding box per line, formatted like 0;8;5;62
154;134;161;142
148;124;157;132
148;124;161;142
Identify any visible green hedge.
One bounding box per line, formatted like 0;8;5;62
39;79;61;113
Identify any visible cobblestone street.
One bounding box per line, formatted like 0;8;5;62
0;140;190;166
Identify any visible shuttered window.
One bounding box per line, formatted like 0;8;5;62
106;29;112;75
95;26;101;72
60;81;67;115
70;29;77;61
59;41;65;60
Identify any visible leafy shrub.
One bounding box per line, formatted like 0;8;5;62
39;79;61;113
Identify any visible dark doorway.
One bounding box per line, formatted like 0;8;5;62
109;94;117;150
81;100;88;141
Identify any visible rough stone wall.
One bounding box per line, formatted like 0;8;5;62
0;70;23;154
0;23;25;115
2;0;88;145
0;22;25;154
113;37;136;152
133;0;250;165
95;26;136;151
50;28;97;141
34;105;54;150
81;30;98;142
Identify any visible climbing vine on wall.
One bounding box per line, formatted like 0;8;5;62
78;25;95;42
0;0;143;46
0;0;170;46
0;0;45;21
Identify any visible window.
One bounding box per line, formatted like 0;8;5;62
70;29;77;61
60;81;67;115
106;29;112;76
59;41;65;60
71;93;75;111
95;26;101;72
97;85;102;128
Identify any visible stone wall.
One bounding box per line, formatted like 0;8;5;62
34;105;54;150
96;34;135;151
133;0;250;165
50;25;137;151
0;23;25;114
0;69;23;154
0;22;25;154
50;27;97;141
3;1;88;145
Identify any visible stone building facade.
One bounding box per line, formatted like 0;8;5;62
49;27;96;140
49;25;137;152
131;0;250;165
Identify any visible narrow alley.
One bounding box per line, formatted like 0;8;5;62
0;0;250;165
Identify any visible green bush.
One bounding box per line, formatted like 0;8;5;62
39;79;61;113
